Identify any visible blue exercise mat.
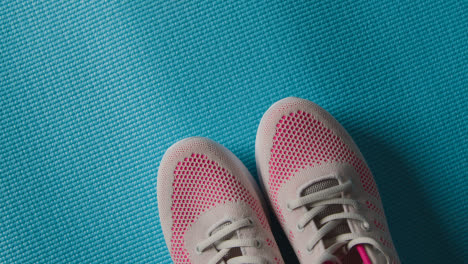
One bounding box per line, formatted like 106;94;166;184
1;1;466;263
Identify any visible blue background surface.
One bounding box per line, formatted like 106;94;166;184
1;1;467;263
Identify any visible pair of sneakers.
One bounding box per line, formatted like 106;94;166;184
157;97;400;264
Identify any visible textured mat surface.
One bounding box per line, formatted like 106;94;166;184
1;1;467;263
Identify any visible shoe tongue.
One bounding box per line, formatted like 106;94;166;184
301;179;351;249
211;222;243;262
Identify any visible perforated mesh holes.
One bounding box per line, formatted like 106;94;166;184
170;153;268;263
268;110;380;225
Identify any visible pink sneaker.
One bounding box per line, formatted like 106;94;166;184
158;137;285;264
256;97;400;264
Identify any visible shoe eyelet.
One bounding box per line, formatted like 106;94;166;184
255;240;262;249
306;247;312;253
286;203;293;212
296;224;304;232
361;221;371;231
195;246;202;255
247;218;254;225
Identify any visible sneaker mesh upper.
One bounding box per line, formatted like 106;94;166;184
170;153;269;263
268;110;384;243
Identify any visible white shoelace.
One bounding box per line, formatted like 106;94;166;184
287;180;391;264
195;218;269;264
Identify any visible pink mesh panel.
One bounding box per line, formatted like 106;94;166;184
263;238;281;264
380;237;394;249
170;153;269;263
366;200;384;217
266;238;274;247
373;219;386;232
268;111;381;226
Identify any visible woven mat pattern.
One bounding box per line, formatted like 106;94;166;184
1;1;466;263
